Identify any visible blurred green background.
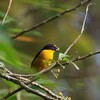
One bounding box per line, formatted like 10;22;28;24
0;0;100;100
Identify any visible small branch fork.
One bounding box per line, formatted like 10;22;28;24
0;50;100;100
2;0;13;25
11;0;91;39
0;65;61;100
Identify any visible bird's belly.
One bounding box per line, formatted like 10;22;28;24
33;58;51;71
32;50;54;71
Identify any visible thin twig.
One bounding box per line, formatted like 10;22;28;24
8;75;61;99
81;3;95;33
1;50;100;100
0;74;58;100
0;63;61;100
11;0;91;39
8;62;57;77
31;81;61;99
73;50;100;62
9;50;100;78
16;92;21;100
0;87;23;100
2;0;13;25
0;62;12;74
19;83;56;100
63;50;100;65
64;3;93;55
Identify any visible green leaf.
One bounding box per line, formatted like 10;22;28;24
0;28;22;67
9;28;22;33
58;53;69;62
32;30;43;37
0;43;21;67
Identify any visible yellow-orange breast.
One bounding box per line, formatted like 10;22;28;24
32;50;55;71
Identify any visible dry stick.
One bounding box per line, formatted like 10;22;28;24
62;50;100;66
31;82;61;100
2;0;13;25
1;87;23;100
19;83;56;100
72;50;100;62
7;62;57;78
0;74;56;100
1;49;100;100
1;50;100;100
0;62;61;100
10;74;61;99
14;76;61;99
11;0;91;39
64;3;93;55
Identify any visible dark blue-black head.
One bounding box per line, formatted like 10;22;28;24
42;44;59;51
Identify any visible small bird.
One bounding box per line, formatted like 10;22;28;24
31;44;59;72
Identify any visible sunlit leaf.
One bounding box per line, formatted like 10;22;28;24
32;30;43;37
0;28;22;67
59;53;69;62
9;28;22;33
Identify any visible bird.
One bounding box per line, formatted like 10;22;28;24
31;44;59;72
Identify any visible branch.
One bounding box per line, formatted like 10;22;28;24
7;0;93;78
64;3;94;54
0;63;61;100
0;73;61;100
72;50;100;62
31;81;61;99
1;87;23;100
1;50;100;100
1;77;54;100
12;75;61;99
2;0;13;25
11;0;91;39
61;50;100;66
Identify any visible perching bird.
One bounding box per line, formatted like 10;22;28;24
31;44;59;72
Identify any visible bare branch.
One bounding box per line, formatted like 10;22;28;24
0;87;23;100
62;50;100;66
0;63;61;100
31;81;61;99
2;0;13;25
0;62;12;74
11;0;91;39
1;50;100;100
0;73;60;100
64;3;94;55
72;50;100;62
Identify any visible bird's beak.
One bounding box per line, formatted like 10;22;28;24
56;47;59;51
54;44;59;51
